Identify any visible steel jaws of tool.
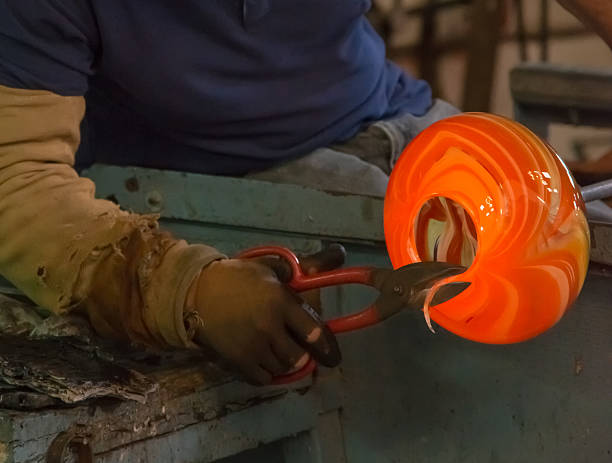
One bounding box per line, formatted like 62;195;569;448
238;245;469;385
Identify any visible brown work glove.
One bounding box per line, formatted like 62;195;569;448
188;245;346;385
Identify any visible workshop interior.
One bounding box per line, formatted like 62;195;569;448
0;0;610;462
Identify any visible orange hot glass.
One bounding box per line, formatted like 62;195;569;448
384;113;590;344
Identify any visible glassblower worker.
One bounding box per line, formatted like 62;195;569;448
0;0;608;385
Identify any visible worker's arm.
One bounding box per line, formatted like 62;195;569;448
0;84;225;347
0;85;340;384
557;0;612;49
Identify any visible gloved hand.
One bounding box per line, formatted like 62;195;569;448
189;245;346;385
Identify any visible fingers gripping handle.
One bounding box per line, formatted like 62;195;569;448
238;246;380;385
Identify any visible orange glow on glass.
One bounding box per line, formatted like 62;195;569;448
384;113;590;344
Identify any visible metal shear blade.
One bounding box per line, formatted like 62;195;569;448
373;262;471;320
426;280;471;306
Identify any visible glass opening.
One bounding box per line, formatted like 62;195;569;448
414;197;478;267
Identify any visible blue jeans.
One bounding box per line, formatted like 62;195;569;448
245;99;460;197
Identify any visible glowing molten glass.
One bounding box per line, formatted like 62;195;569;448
384;113;590;343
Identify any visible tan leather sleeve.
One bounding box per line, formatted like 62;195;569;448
0;84;225;349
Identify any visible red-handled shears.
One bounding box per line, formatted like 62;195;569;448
237;245;469;384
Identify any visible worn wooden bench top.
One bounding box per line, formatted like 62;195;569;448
0;293;342;463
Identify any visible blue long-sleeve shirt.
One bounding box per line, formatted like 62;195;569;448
0;0;431;174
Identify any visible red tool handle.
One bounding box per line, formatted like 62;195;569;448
271;305;381;385
237;246;372;291
237;246;382;385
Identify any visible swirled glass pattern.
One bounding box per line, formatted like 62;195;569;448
384;113;590;343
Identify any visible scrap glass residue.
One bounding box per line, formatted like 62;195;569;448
384;113;590;344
